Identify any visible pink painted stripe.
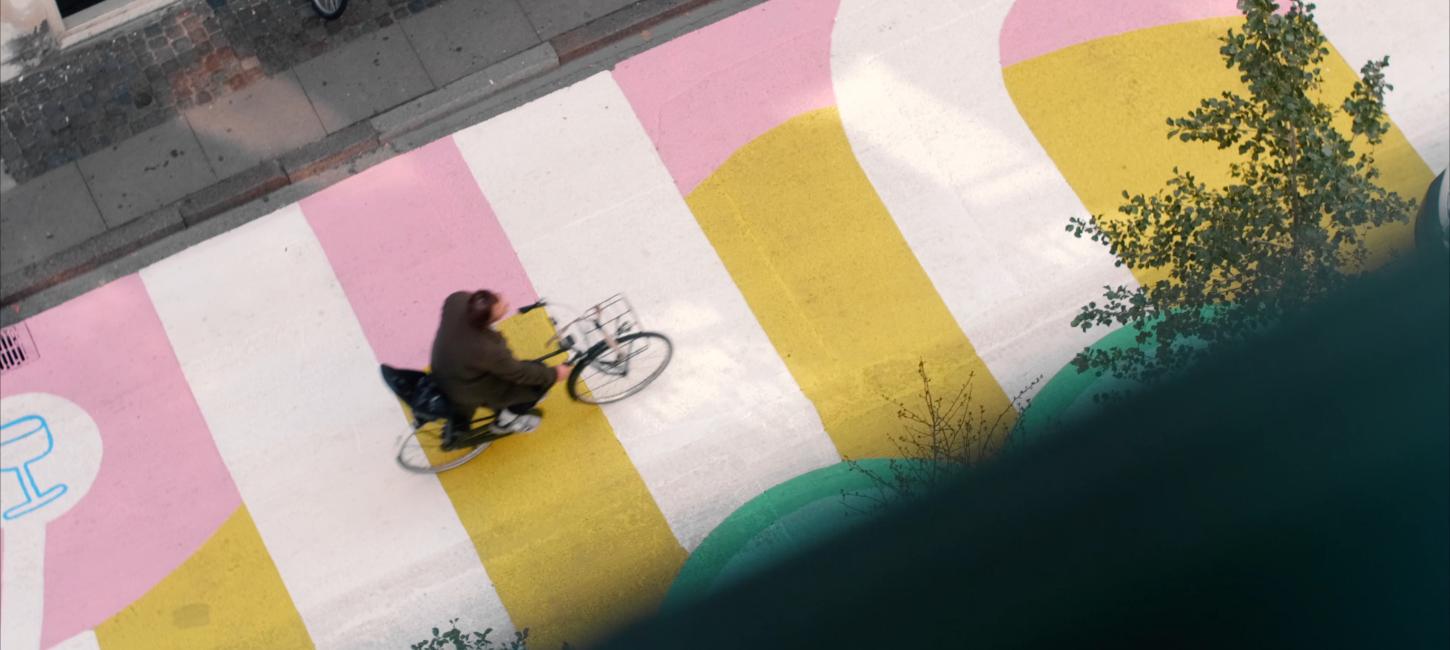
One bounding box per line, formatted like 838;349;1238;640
614;0;839;194
300;137;535;369
1000;0;1244;66
0;275;240;648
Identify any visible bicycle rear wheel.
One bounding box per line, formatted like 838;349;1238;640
567;331;673;404
396;419;487;474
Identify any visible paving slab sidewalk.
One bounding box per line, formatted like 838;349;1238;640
1;0;759;314
185;71;327;178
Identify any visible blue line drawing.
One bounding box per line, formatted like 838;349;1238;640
0;415;69;522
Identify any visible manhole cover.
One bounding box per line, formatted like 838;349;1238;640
0;323;38;374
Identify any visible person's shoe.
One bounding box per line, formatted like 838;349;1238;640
490;409;542;434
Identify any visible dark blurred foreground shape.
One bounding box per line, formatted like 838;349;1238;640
594;254;1449;649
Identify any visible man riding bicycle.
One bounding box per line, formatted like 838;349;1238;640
430;290;569;437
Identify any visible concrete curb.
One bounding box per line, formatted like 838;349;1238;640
281;122;382;182
551;0;716;63
178;160;290;227
370;43;560;144
1;0;761;323
1;206;183;306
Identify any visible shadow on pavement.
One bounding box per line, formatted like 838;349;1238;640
595;252;1450;649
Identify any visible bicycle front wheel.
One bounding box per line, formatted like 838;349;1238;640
396;420;487;474
568;332;673;405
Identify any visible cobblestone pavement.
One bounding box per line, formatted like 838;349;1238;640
0;0;454;184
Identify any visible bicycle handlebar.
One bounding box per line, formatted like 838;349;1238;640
516;298;586;366
520;298;571;364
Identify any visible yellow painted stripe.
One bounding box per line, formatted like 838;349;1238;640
1003;17;1433;278
686;107;1012;459
95;506;312;650
434;309;686;648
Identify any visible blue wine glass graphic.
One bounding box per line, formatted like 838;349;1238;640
0;415;69;521
2;394;103;650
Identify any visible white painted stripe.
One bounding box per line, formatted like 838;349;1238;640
1;526;44;650
451;73;841;550
139;206;510;648
1317;0;1450;173
831;0;1141;400
48;629;100;650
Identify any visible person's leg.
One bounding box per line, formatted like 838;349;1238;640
448;402;486;438
504;398;541;414
492;386;551;433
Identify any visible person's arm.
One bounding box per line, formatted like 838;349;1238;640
483;345;557;388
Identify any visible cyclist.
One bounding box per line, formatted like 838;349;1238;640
430;289;569;437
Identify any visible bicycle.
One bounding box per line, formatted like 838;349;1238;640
381;294;673;474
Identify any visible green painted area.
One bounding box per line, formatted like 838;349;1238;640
1018;324;1146;442
1020;306;1225;442
663;325;1155;608
665;312;1226;607
664;460;897;610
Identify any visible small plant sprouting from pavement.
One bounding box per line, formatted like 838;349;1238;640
843;363;1037;514
412;621;573;650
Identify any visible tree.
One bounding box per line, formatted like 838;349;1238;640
1066;0;1418;386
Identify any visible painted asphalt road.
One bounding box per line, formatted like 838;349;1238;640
1;1;1445;648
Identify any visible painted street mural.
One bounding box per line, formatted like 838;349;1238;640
1;0;1444;648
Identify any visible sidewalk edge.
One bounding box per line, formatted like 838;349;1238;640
1;0;766;325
